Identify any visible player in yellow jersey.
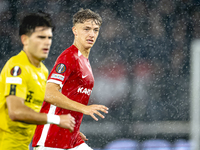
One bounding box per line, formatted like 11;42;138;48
0;12;75;150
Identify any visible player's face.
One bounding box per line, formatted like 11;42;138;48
74;19;100;50
26;27;53;61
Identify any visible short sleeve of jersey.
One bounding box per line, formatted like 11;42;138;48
47;52;75;88
3;60;28;99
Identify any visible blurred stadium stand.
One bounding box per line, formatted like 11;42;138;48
2;0;200;149
104;138;139;150
173;139;191;150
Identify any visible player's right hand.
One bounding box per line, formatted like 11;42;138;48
84;104;109;121
59;114;75;132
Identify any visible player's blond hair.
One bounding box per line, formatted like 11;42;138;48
73;8;102;26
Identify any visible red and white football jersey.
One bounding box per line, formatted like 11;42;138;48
32;45;94;149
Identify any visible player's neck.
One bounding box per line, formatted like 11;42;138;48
73;43;90;58
23;49;41;68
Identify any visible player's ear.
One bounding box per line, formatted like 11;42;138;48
72;26;77;36
21;34;29;46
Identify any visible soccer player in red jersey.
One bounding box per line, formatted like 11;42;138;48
32;9;109;150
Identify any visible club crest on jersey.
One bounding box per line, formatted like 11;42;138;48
56;64;66;74
10;66;21;76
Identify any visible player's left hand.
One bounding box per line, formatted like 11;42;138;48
80;132;88;141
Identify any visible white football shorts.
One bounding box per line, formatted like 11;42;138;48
33;143;93;150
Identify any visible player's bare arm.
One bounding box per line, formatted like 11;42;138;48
44;82;109;121
6;95;75;131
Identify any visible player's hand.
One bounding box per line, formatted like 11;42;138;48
80;132;88;141
59;114;75;132
84;104;109;121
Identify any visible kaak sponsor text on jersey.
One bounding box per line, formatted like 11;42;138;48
77;87;92;95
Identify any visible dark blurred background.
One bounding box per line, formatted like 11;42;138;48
1;0;200;149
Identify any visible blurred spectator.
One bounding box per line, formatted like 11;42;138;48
130;1;149;39
148;8;172;65
90;54;129;113
0;0;9;14
44;0;61;15
0;9;13;68
191;9;200;39
131;59;154;120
